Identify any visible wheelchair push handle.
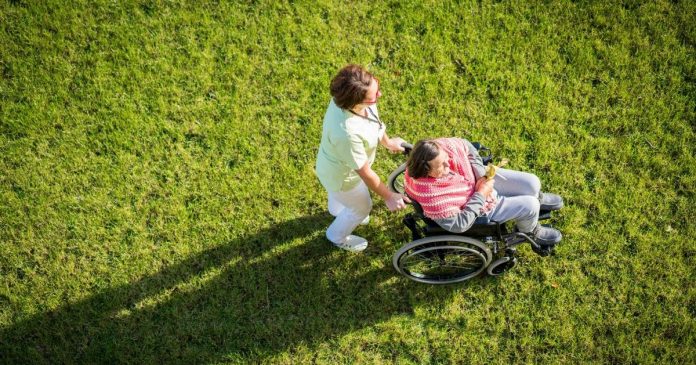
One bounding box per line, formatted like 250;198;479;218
400;142;413;155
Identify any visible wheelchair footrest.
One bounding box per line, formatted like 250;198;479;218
532;244;556;257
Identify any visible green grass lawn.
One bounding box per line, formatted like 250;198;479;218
1;0;694;363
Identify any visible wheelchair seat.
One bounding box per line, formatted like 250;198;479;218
408;197;502;237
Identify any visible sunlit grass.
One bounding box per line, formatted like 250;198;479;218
1;0;694;363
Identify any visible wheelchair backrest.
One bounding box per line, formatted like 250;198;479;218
402;141;492;165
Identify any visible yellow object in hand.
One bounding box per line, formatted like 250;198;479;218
484;158;509;179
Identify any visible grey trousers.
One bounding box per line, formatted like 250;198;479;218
486;168;541;233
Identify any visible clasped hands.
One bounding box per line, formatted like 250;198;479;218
475;176;496;198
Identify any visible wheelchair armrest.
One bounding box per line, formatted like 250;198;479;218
474;215;491;225
420;213;496;236
471;141;493;165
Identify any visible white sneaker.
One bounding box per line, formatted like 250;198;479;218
333;235;368;252
359;215;370;225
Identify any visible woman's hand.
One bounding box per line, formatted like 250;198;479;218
386;137;406;154
385;192;410;211
475;177;495;198
355;162;410;211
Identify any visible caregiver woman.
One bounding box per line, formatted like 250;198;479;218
315;64;410;252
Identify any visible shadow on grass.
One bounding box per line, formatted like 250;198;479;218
0;213;490;363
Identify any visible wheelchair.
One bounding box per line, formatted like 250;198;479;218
387;142;557;285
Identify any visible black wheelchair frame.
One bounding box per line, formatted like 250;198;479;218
387;142;557;285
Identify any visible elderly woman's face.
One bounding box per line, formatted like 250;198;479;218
427;149;450;178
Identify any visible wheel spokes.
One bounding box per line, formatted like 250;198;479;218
400;245;486;280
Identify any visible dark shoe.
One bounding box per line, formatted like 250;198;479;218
530;224;562;247
539;192;564;211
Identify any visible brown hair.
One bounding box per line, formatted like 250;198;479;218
330;64;374;110
407;140;441;179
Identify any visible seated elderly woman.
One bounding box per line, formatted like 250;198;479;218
404;137;563;247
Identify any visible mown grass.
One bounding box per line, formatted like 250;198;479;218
1;0;694;363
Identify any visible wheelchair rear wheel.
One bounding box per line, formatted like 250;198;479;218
387;163;406;194
393;235;492;284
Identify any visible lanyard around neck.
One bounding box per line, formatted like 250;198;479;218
348;107;383;129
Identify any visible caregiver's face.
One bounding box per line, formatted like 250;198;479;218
361;77;381;104
427;149;450;178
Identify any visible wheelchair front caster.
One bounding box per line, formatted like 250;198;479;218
487;256;517;276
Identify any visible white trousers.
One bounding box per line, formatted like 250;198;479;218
325;181;372;244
